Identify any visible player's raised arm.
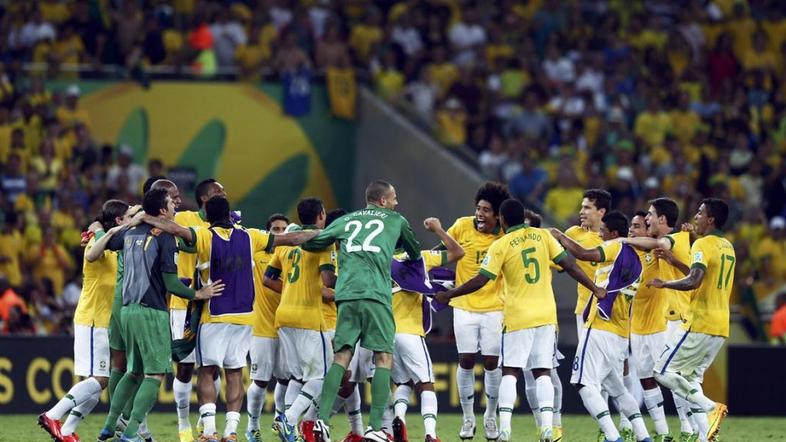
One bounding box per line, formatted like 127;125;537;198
559;253;607;299
619;235;672;252
550;228;603;262
274;229;321;247
136;212;196;244
424;217;464;263
85;225;127;262
398;216;421;261
435;273;490;304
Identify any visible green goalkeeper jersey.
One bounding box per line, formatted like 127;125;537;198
302;204;420;305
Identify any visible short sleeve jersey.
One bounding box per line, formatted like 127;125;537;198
108;224;179;312
194;226;273;325
663;231;693;321
585;240;635;338
302;205;420;305
565;225;603;315
447;216;504;313
479;225;566;332
74;232;117;327
252;244;280;338
393;250;447;336
685;232;735;337
170;210;210;310
269;236;336;331
631;248;668;335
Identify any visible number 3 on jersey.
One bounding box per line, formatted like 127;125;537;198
345;219;384;253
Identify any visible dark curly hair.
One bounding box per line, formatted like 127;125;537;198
475;182;511;215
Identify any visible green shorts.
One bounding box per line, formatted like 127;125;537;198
108;290;125;351
334;299;395;354
122;304;172;375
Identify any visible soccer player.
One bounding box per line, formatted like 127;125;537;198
390;216;465;442
96;188;224;442
437;200;606;442
37;200;132;442
170;178;226;442
305;180;421;442
266;198;337;442
552;211;652;442
445;182;511;441
566;189;611;334
625;198;734;442
245;214;290;442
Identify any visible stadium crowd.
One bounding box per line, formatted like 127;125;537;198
0;0;784;341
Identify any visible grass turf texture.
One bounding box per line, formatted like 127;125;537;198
14;412;786;441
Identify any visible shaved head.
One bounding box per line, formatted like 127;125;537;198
150;179;181;209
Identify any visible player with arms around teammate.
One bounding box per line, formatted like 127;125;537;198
37;200;133;442
624;198;734;442
552;211;653;442
245;214;290;442
267;198;337;442
446;182;511;441
95;188;225;442
437;200;606;442
389;216;465;442
304;180;421;442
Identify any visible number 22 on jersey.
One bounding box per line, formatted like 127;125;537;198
345;219;384;253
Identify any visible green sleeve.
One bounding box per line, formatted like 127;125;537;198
301;223;340;251
177;227;198;252
94;230;106;240
399;217;421;261
164;272;196;300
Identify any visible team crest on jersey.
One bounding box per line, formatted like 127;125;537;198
644;253;653;264
150;227;162;236
481;254;491;266
693;251;703;263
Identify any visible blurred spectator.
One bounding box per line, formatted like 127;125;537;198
436;98;467;147
25;226;73;297
0;213;24;288
508;155;548;208
0;277;32;335
770;292;786;344
756;216;786;278
544;168;584;226
106;144;147;194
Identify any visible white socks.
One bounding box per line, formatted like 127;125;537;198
673;394;695;433
421;390;438;438
656;372;715;411
47;377;102;420
614;391;650;441
199;403;218;436
286;380;322;422
173;378;193;431
274;382;287;415
579;385;619;441
457;366;475;422
246;382;266;431
551;369;563;427
61;389;100;435
393;384;411;420
523;370;541;427
381;394;394;431
345;386;364;435
225;411;240;437
498;375;517;435
484;368;501;420
284;380;304;411
643;386;669;436
535;374;554;431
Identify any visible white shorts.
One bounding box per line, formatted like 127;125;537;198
575;314;585;341
278;327;333;381
453;308;503;356
250;336;281;382
196;323;251;369
170;309;195;363
553;331;565;368
631;331;668;379
392;334;434;384
570;327;628;396
500;325;556;370
654;330;725;383
667;320;684;338
74;324;110;377
349;344;375;383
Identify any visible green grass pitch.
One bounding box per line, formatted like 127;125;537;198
11;412;786;441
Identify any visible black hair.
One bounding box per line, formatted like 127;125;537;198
297;197;324;225
475;182;511;215
143;175;167;194
602;210;629;237
634;210;648;219
499;199;525;227
365;180;393;203
195;178;218;208
583;188;612;213
266;213;289;230
100;199;130;229
649;197;679;227
701;198;729;229
523;209;542;227
326;208;348;227
143;188;169;216
205;196;230;224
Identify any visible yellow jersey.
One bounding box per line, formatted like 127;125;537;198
684;232;735;337
565;225;603;315
74;234;117;328
0;230;24;287
663;231;692;321
585;240;635;338
170;210;210;310
252;246;280;338
393;250;447;336
447;216;504;312
479;225;566;332
270;238;336;331
195;226;274;326
630;248;668;335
